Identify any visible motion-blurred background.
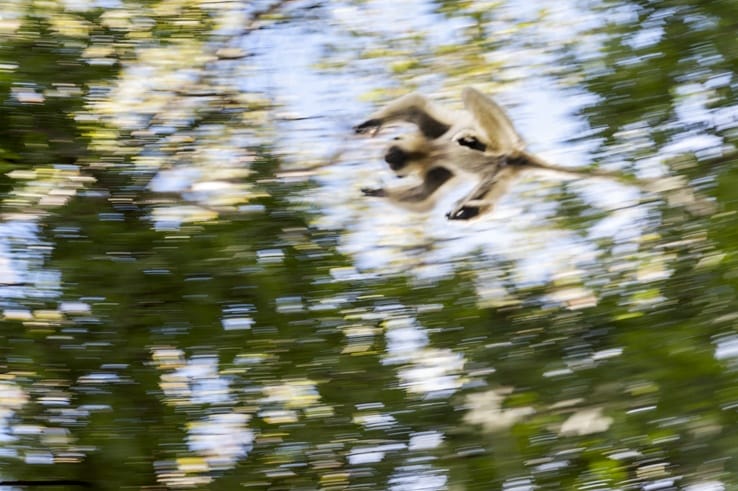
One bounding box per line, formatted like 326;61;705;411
0;0;736;489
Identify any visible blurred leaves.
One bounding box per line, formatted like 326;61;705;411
0;0;737;490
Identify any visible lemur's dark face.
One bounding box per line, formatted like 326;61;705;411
382;135;431;177
384;145;428;174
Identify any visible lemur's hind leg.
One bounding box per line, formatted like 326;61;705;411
446;166;520;220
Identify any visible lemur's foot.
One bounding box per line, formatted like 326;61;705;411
361;187;386;197
354;119;383;136
447;206;480;220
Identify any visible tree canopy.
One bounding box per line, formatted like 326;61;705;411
1;0;737;489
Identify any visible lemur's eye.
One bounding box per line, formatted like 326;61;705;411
457;135;487;152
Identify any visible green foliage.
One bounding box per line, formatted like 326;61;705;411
1;0;738;489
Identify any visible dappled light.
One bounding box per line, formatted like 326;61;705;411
1;0;737;489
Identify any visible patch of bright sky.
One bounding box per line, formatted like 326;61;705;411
61;0;122;11
0;238;21;287
149;167;201;193
187;412;253;467
383;317;428;360
348;442;406;465
715;335;738;360
408;431;443;451
685;482;725;491
381;315;465;398
174;355;232;405
397;348;465;398
354;411;397;431
0;383;27;444
0;220;62;302
389;464;448;491
502;477;536;491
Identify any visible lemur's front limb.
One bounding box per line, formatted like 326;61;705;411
354;93;452;139
362;166;454;211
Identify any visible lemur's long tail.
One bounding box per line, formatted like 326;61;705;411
511;151;644;185
511;151;714;215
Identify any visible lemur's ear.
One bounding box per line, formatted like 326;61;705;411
461;87;525;154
